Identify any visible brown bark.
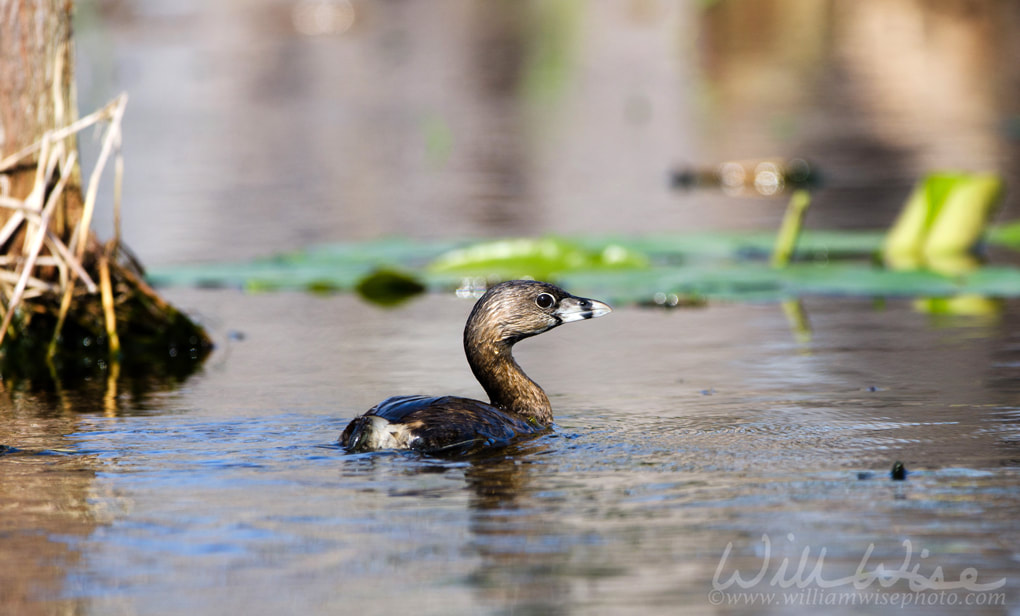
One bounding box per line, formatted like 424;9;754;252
0;0;83;243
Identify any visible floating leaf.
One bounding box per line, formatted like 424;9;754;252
146;238;459;292
559;262;1017;305
147;231;1020;305
355;269;426;306
428;236;649;280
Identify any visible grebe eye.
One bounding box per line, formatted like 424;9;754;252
535;293;555;309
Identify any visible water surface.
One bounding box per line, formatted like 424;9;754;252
4;290;1018;614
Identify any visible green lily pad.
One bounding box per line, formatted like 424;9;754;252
558;263;982;305
147;238;460;292
427;236;649;280
147;231;1020;305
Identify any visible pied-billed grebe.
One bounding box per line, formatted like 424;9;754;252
340;280;611;454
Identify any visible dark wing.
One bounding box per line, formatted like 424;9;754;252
346;395;543;456
367;395;451;423
398;396;540;455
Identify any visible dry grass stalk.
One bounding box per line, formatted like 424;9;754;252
97;249;120;355
0;94;128;347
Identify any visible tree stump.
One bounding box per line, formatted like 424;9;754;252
0;0;211;390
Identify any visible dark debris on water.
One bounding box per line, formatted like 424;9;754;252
856;461;909;481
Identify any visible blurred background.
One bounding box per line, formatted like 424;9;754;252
74;0;1020;267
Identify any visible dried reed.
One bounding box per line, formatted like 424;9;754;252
0;94;127;348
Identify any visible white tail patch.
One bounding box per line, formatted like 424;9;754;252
360;416;419;450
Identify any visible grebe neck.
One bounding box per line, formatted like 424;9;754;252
464;331;552;426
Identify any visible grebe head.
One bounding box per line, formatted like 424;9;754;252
468;280;612;345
